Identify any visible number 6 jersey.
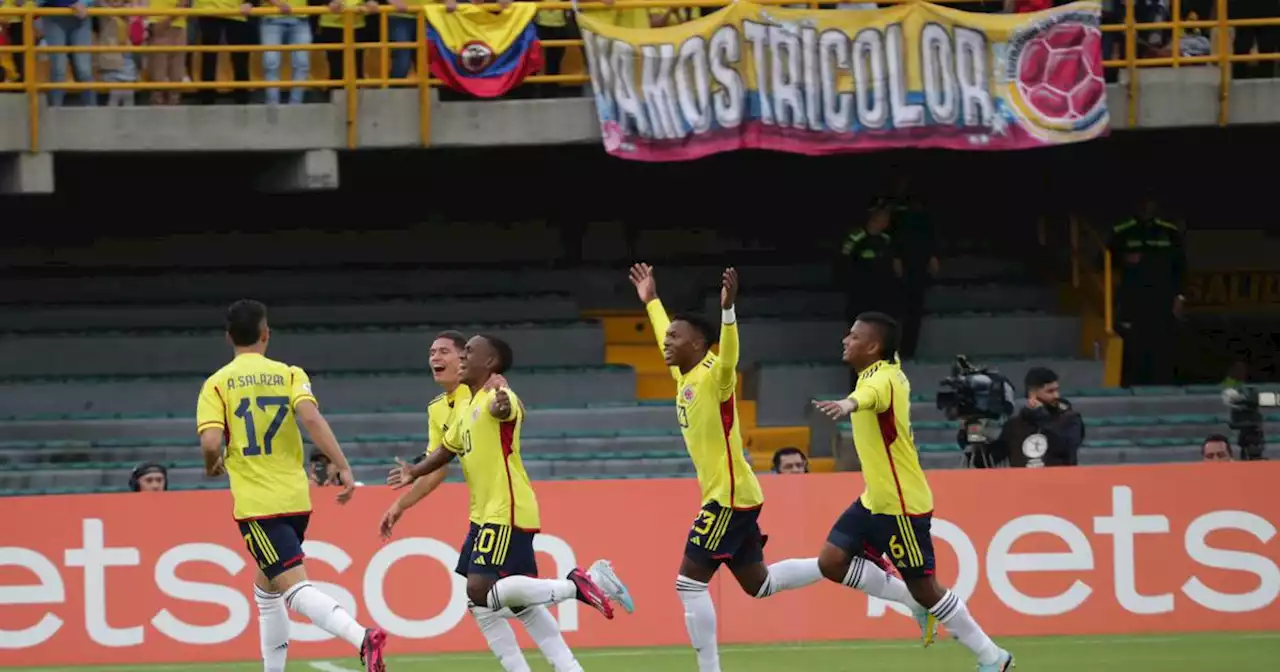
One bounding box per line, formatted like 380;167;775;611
197;352;315;520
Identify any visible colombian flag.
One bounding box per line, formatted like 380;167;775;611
425;4;544;98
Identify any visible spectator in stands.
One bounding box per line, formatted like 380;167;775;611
1223;360;1249;388
989;367;1085;467
129;462;169;491
386;0;430;81
39;0;97;106
883;174;938;360
261;0;312;104
534;8;578;98
317;0;377;98
1201;434;1234;462
309;450;338;485
194;0;255;104
96;0;142;106
1109;192;1186;387
1233;0;1280;80
771;447;809;474
146;0;189;105
1;0;24;86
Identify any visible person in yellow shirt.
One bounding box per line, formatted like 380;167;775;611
193;0;254;103
382;330;600;672
196;299;389;672
1;0;27;85
389;334;633;652
146;0;188;105
630;263;859;672
813;313;1012;672
317;0;377;95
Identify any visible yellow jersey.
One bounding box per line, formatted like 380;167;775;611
146;0;188;29
443;386;540;531
197;352;315;521
645;299;763;510
427;385;478;522
193;0;247;22
848;360;933;516
320;0;366;30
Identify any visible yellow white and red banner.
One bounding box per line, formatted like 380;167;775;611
578;1;1110;161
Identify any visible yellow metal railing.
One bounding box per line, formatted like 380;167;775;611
2;0;1280;153
1070;215;1124;385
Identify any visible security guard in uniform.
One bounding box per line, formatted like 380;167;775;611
1109;193;1186;387
839;206;900;386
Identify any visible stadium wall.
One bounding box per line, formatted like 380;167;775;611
1;462;1277;666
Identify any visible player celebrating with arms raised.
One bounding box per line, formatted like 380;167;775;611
197;300;387;672
382;331;591;672
813;313;1013;672
631;264;846;672
390;334;633;648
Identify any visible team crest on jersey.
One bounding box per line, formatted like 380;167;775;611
681;385;696;403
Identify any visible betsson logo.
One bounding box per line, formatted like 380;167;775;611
870;486;1279;619
0;526;580;650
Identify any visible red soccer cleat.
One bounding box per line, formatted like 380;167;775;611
360;627;388;672
568;567;615;620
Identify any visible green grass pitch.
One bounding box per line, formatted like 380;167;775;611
12;632;1279;672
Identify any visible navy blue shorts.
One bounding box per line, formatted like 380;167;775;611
827;500;935;580
684;502;765;570
454;522;538;578
238;514;309;580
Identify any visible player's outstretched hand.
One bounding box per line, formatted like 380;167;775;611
206;456;226;478
387;456;415;490
336;468;356;504
379;503;403;541
629;263;657;304
482;373;508;391
812;398;854;420
490;388;512;418
721;267;739;310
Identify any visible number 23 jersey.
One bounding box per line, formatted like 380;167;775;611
197;352;315;521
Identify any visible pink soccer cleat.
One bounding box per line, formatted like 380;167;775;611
568;567;615;620
360;627;388;672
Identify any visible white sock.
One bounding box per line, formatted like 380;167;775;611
930;589;1000;665
753;557;823;598
471;604;531;672
254;586;289;672
842;556;925;611
283;581;366;650
487;576;578;610
517;605;583;672
676;575;720;672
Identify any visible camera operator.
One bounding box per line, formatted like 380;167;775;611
990;367;1085;468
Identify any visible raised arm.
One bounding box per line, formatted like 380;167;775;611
631;263;679;380
713;268;739;399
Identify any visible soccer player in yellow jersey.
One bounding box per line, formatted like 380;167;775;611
631;263;853;672
380;331;595;672
389;335;633;639
813;313;1013;672
196;300;388;672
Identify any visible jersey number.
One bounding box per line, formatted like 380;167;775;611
889;535;906;560
235;396;290;456
692;509;716;535
475;527;497;554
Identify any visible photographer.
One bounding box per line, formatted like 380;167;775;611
990;367;1085;467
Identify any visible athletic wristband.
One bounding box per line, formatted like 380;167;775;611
722;307;736;324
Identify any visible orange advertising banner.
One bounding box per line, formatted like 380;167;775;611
2;462;1278;667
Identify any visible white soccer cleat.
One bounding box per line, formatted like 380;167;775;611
588;559;635;615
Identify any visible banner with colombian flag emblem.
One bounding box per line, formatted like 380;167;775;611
425;4;544;98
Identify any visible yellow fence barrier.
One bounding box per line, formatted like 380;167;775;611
1;0;1279;153
1070;215;1124;387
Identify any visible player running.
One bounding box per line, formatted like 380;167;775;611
389;334;633;650
197;299;387;672
813;313;1014;672
629;264;929;672
381;330;595;672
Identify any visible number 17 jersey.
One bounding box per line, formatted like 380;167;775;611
197;352;316;521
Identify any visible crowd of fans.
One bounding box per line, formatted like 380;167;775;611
2;0;1276;106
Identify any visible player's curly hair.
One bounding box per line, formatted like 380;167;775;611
226;299;267;347
855;311;899;362
477;334;514;374
671;312;719;349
